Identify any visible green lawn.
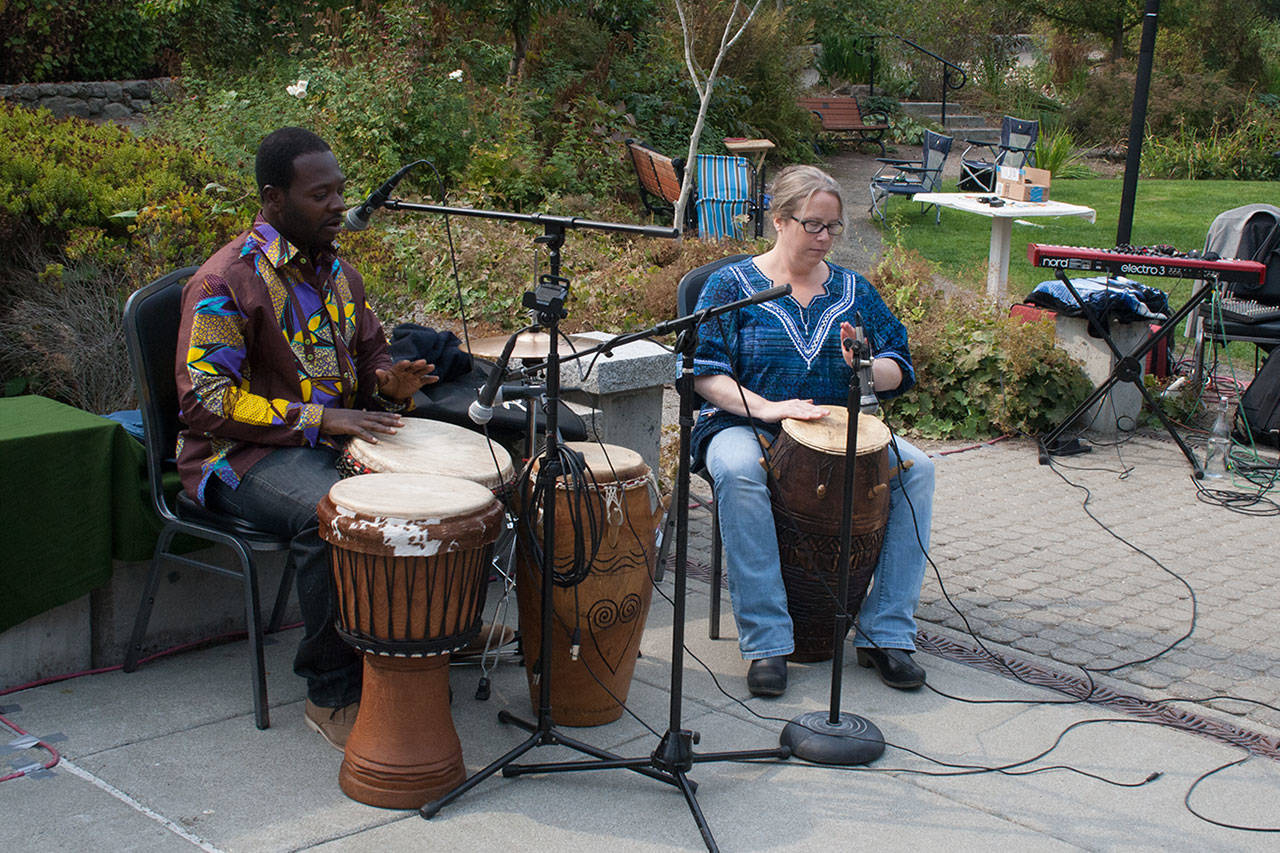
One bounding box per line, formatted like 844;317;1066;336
876;177;1278;308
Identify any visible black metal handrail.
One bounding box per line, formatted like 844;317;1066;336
867;33;967;126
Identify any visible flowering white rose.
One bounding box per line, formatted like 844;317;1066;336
286;79;309;98
448;69;463;81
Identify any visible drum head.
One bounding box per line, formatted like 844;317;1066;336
781;406;890;456
561;441;648;481
345;418;514;489
327;473;496;521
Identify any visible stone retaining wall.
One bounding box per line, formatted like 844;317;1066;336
0;78;176;122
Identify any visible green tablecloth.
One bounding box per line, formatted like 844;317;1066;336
0;395;164;632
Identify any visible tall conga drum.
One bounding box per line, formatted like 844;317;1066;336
337;417;515;500
767;407;892;662
318;473;503;808
515;442;664;726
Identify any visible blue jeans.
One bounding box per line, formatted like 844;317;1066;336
206;445;362;708
705;426;934;659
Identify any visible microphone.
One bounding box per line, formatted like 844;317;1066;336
745;283;792;307
853;314;877;414
468;331;525;425
344;160;423;231
466;384;543;424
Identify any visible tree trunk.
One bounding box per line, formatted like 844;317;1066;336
508;25;529;85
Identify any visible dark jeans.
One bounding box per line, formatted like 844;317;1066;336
206;445;361;708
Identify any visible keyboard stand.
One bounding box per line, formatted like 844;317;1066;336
1039;269;1215;477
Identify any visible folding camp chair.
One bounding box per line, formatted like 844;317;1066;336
958;116;1039;193
869;130;954;224
695;154;755;240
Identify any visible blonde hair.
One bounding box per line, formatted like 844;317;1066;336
768;165;844;223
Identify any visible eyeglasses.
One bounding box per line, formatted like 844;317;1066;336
789;216;844;235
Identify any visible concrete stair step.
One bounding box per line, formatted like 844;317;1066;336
899;100;1002;143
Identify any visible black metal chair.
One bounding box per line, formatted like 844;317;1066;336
869;130;954;224
121;267;295;730
654;254;750;638
958;115;1040;193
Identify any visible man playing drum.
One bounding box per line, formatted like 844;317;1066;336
691;165;936;697
175;127;435;749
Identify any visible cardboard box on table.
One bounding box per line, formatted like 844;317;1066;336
997;166;1051;202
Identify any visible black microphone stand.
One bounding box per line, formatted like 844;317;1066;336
379;199;795;849
779;332;885;765
403;208;685;822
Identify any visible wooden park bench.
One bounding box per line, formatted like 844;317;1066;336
797;96;889;155
626;139;687;222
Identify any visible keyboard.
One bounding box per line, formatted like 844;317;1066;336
1214;295;1280;324
1027;243;1266;286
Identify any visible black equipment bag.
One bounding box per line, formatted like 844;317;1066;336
957;161;995;193
1236;349;1280;446
1205;205;1280;304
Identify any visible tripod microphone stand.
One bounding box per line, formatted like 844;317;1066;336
497;293;795;853
410;210;685;821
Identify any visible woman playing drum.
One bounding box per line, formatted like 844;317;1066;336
691;165;936;697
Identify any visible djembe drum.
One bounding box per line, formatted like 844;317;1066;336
318;473;503;808
337;417;515;500
515;442;664;726
766;407;892;662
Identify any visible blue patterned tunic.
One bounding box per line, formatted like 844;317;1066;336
690;257;914;467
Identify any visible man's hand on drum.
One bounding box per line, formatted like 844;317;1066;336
320;408;404;443
376;359;437;402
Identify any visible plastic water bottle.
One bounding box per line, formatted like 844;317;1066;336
1202;396;1231;479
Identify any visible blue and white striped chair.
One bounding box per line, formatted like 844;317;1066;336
695;154;755;240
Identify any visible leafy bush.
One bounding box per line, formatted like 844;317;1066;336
869;243;1092;439
815;32;875;87
1067;65;1247;144
610;6;813;163
146;7;486;193
0;103;253;410
1141;97;1280;181
0;0;162;83
0;103;247;275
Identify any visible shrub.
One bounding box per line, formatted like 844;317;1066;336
0;102;247;279
0;103;253;411
0;0;162;83
1067;65;1247;144
1141;97;1280;181
869;243;1092;439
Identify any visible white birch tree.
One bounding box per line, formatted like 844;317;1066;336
672;0;767;234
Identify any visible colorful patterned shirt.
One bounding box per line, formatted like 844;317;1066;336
690;257;915;467
175;216;400;502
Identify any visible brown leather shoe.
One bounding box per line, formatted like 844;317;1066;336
304;699;359;751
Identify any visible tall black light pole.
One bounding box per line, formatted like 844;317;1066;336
1116;0;1160;247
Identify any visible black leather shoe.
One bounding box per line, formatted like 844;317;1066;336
856;647;925;689
746;656;788;697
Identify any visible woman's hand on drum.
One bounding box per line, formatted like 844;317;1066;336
762;398;828;423
320;408;403;442
376;359;437;402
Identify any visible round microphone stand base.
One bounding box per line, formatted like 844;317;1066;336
781;709;885;766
